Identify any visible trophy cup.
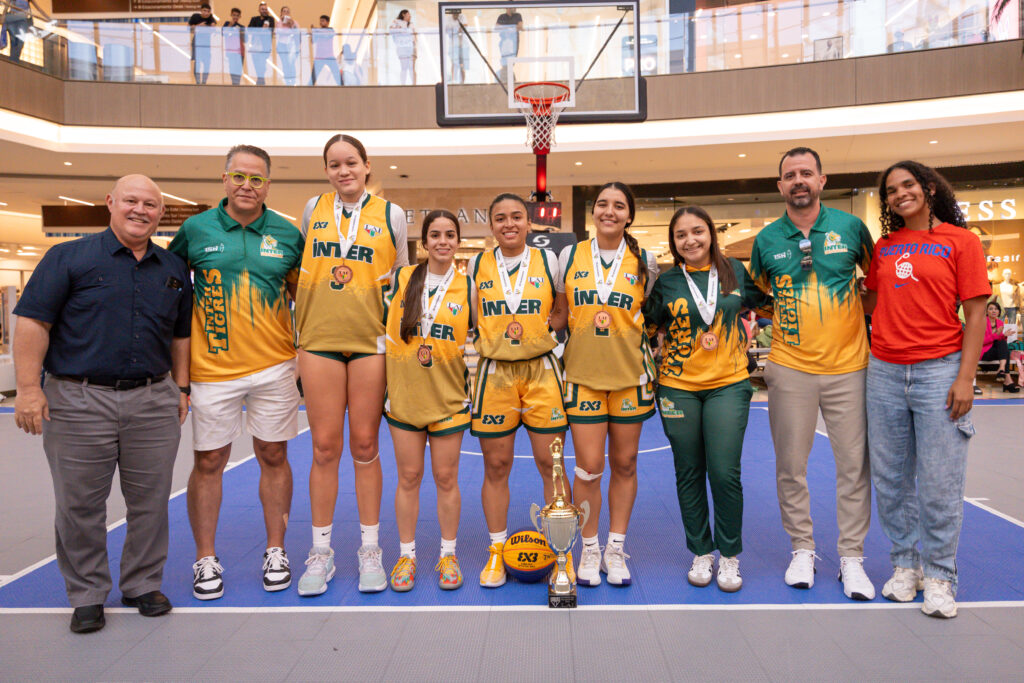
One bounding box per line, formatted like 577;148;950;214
530;437;589;608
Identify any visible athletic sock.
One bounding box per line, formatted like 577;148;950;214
312;524;332;550
360;523;379;548
399;541;416;559
582;534;599;548
440;538;457;556
489;529;508;546
607;532;626;548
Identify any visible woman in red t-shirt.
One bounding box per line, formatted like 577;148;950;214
863;161;989;620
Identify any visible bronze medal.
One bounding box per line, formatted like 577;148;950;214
333;264;354;285
506;320;524;340
700;331;719;351
593;310;612;331
417;344;432;367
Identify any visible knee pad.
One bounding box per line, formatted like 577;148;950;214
574;466;602;481
353;451;380;466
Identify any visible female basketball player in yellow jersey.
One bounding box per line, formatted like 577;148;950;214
471;193;569;588
294;134;409;596
555;182;660;587
384;210;474;592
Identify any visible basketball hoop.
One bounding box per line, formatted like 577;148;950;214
514;81;572;155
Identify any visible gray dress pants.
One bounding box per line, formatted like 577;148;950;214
42;375;181;607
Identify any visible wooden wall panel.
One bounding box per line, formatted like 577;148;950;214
63;82;141;126
0;61;63;122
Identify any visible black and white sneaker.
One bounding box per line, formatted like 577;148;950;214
192;556;224;600
263;547;291;592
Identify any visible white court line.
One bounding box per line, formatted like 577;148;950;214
3;600;1024;615
0;428;311;589
966;497;1024;529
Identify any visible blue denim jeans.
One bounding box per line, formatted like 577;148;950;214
866;351;975;591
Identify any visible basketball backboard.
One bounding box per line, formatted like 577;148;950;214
436;0;646;126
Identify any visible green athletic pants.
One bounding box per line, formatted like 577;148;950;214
657;380;753;557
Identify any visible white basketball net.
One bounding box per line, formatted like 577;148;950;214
515;83;571;154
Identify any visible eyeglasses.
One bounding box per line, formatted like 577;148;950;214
226;172;268;189
798;238;813;271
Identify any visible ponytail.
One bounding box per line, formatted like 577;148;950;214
398;262;429;343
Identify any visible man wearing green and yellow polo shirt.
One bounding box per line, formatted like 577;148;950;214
749;147;876;601
169;145;304;601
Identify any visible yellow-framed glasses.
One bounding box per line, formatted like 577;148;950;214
226;172;268;189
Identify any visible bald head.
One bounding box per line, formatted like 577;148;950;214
107;174;165;253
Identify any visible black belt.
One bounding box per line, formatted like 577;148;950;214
53;374;168;390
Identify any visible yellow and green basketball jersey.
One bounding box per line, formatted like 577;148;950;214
295;192;398;355
472;247;557;361
563;240;654;391
385;265;472;428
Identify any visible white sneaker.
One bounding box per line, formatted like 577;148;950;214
922;578;958;618
881;566;924;603
838;556;875;600
297;547;335;596
577;544;602;587
784;549;818;588
601;543;632;586
717;556;742;592
687;554;714;587
357;544;387;593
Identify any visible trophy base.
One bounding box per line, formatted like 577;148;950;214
547;590;578;609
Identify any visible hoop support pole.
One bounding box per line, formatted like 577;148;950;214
535;152;548;201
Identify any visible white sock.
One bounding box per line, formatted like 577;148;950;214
440;538;457;556
360;523;379;548
607;532;626;548
312;524;332;550
489;529;508;546
582;534;599;548
399;541;416;559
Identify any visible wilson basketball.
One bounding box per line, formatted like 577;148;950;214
502;529;556;583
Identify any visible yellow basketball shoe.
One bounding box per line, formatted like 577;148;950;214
479;542;506;588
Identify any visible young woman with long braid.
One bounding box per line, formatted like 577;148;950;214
555;182;659;586
384;210;474;592
863;161;989;618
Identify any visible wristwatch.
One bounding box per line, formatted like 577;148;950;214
178;384;191;396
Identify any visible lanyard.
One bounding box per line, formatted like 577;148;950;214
682;264;719;326
590;238;626;306
495;247;530;317
333;191;367;260
420;266;455;339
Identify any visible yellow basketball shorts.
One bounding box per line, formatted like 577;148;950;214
386;407;471;436
471;352;568;437
563;380;656;424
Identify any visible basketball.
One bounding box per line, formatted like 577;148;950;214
502;529;556;583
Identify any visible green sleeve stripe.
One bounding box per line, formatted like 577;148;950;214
385;201;397;248
539;247;556;298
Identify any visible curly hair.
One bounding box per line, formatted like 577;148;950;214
877;161;966;238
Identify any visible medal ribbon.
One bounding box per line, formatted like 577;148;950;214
495;247;531;317
683;264;719;326
590;238;626;306
420;266;456;339
333;191;368;260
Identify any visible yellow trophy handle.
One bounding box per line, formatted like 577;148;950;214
550;437;568;501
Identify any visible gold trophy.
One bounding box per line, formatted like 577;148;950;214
530;437;589;608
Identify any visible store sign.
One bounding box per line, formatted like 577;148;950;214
404;207;489;228
958;199;1017;221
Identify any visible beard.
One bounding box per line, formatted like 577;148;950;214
786;185;817;209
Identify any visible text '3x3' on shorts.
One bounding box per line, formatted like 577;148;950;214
471;352;568;438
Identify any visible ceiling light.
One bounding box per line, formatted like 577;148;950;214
0;209;41;219
823;11;831;16
21;245;39;249
389;165;398;170
749;34;758;39
738;153;747;158
734;53;742;59
929;140;938;144
575;161;583;166
58;195;94;206
727;198;734;201
0;201;7;206
161;192;198;206
740;228;751;233
0;247;9;252
270;208;296;220
781;53;789;58
63;161;72;166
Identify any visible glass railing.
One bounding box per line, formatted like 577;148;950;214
0;0;1018;86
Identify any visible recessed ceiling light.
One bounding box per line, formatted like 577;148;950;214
749;34;757;39
0;201;7;206
823;11;831;16
781;53;789;58
389;165;398;170
575;161;583;166
740;228;751;233
929;140;938;144
727;198;734;201
161;192;198;206
738;153;747;158
58;195;94;206
734;53;742;59
63;161;73;166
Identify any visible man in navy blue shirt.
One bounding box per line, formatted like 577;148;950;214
13;175;192;634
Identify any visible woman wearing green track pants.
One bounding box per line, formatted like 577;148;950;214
644;206;771;593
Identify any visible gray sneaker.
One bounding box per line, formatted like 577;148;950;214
357;545;387;593
922;578;957;618
297;547;335;596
